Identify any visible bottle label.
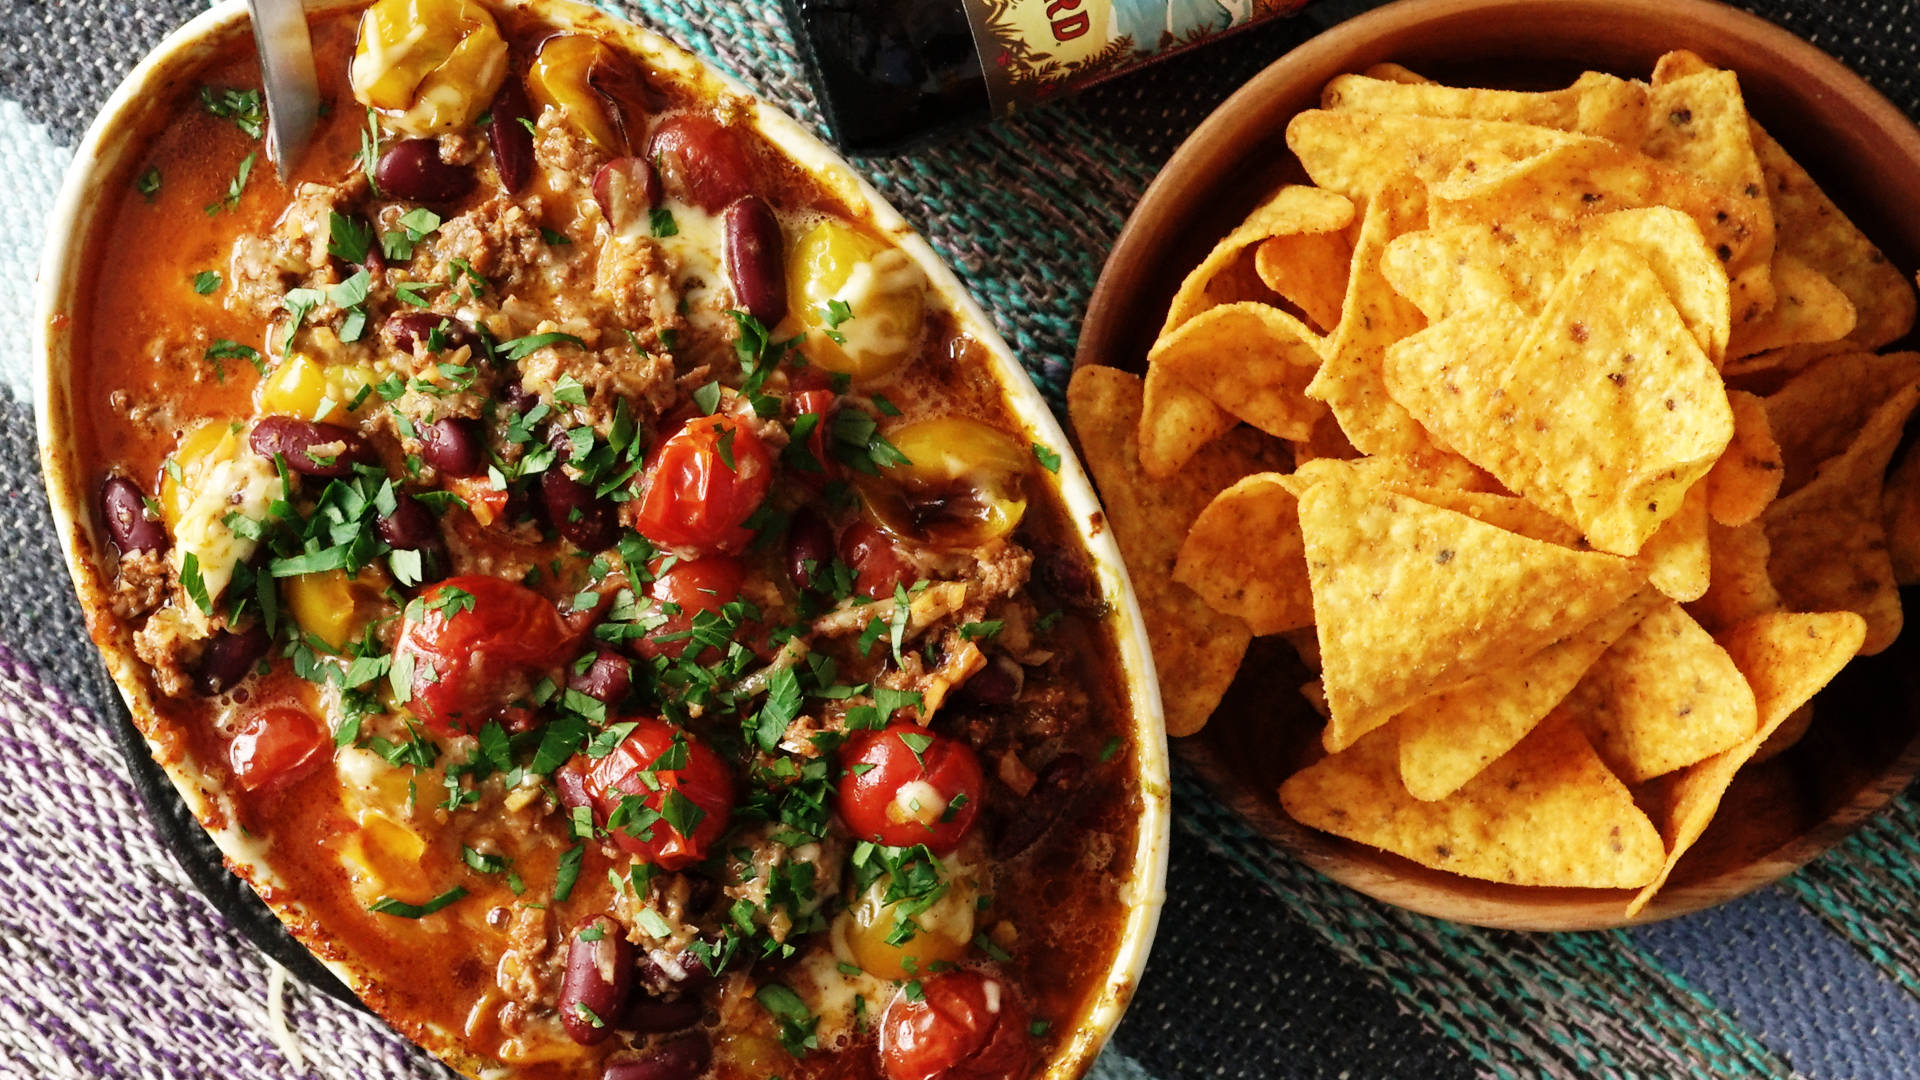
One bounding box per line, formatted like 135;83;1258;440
957;0;1303;112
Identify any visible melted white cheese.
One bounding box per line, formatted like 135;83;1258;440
169;437;278;633
829;249;924;364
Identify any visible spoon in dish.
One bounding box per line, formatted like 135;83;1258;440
246;0;322;180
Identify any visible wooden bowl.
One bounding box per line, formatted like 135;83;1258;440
1076;0;1920;930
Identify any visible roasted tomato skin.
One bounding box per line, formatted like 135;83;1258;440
880;970;1036;1080
579;719;735;869
837;723;985;854
229;706;327;791
632;414;774;555
633;554;746;662
394;576;575;734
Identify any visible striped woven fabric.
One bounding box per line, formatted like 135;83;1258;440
1;0;1918;1077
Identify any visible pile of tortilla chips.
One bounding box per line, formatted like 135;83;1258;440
1068;51;1920;914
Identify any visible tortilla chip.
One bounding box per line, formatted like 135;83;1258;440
1147;302;1326;443
1763;350;1920;495
1626;610;1866;915
1657;49;1918;355
1254;231;1353;334
1137;361;1239;480
1162;184;1356;335
1396;593;1652;801
1566;599;1757;784
1426;138;1769;311
1298;476;1644;750
1726;254;1855;359
1385;241;1734;555
1764;382;1919;655
1282;626;1321;673
1068;366;1260;735
1688;520;1782;633
1382;209;1731;363
1382;487;1586;547
1173;473;1314;636
1750;702;1814;766
1886;447;1920;587
1706;389;1783;526
1285;449;1497;497
1305;176;1433;456
1639;67;1775;320
1641;482;1712;602
1286;110;1582;201
1281;713;1663;888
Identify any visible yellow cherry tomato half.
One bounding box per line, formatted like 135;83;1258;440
527;34;624;152
350;0;507;135
787;220;927;379
858;417;1028;549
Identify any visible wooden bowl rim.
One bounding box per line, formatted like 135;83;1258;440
1076;0;1920;931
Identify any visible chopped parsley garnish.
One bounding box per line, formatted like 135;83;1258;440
204;151;256;216
1099;735;1123;763
191;270;221;295
368;886;467;919
179;552;213;614
958;620;1003;641
356;107;382;195
755;983;820;1058
328;211;374;265
650;207;678;237
136;166;162;201
552;843;585;902
381;207;441;261
502;332;588;363
279;286;324;354
1032;441;1062;473
198;86;265;139
204;339;264;380
819;298;853;344
539;227;571;245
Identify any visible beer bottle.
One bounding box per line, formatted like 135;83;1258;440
783;0;1307;155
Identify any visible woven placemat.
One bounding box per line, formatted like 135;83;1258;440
5;2;1920;1078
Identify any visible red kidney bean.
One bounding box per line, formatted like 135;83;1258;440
722;195;786;326
385;311;474;355
560;915;634;1045
420;417;485;477
646;114;752;213
555;759;592;811
100;476;166;555
960;654;1024;706
993;753;1088;859
375;495;438;550
1035;543;1103;612
602;1034;711;1080
376;139;475;203
592;157;662;236
487;79;535;193
570;650;632;705
840;520;914;600
196;623;269;696
542;470;619;551
248;417;375;478
785;508;832;592
623;994;702;1034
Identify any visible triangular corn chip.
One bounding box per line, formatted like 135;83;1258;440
1566;600;1757;784
1762;350;1920;495
1627;610;1866;915
1886;447;1920;587
1137;361;1239;480
1705;389;1783;527
1688;520;1782;633
1173;473;1314;636
1726;254;1855;359
1147;302;1326;443
1282;714;1663;888
1385;241;1733;555
1305;176;1433;456
1764;382;1919;655
1641;482;1712;602
1161;184;1356;334
1397;592;1653;801
1287;110;1582;200
1254;230;1352;334
1069;367;1265;735
1298;475;1643;750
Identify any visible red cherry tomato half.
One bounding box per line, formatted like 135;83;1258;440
786;387;837;485
880;971;1036;1080
228;706;326;791
632;414;773;555
580;718;735;869
394;576;576;735
645;113;754;213
633;554;746;662
840;520;915;601
837;723;984;854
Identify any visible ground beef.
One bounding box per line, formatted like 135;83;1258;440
431;197;549;291
532;111;609;183
518;338;678;437
495;903;558;1007
132;606;202;698
109;549;170;621
593;235;685;349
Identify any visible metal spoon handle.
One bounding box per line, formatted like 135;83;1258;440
246;0;321;181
